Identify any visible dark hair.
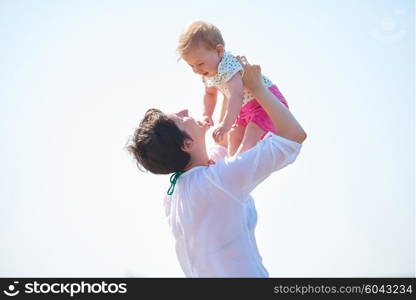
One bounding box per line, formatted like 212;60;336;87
127;108;192;174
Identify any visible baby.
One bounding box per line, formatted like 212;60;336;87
177;21;289;156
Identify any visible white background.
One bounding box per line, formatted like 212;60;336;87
0;0;414;277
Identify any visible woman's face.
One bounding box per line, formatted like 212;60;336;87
167;109;210;144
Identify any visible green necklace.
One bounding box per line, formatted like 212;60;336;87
167;171;184;195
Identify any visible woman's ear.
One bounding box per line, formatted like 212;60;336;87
181;138;194;152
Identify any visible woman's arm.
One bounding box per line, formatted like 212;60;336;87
238;56;307;144
206;58;306;201
207;132;301;201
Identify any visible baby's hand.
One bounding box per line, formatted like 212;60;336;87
201;115;214;127
212;122;231;143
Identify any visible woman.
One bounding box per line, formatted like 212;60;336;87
127;57;307;277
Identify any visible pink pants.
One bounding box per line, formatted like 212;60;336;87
234;84;289;139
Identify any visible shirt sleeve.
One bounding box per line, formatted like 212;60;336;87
206;132;302;202
218;52;243;83
201;76;208;87
208;144;228;163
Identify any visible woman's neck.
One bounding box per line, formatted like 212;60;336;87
183;146;213;171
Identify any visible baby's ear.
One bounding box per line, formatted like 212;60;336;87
181;138;193;152
216;44;225;55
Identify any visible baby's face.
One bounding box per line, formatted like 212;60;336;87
182;45;223;77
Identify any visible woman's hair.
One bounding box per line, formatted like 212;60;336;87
177;21;225;56
127;109;192;174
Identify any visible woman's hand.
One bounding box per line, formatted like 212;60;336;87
236;56;265;95
237;56;307;144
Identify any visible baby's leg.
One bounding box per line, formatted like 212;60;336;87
228;125;245;157
236;122;265;154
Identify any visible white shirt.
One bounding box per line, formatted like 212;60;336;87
163;132;302;277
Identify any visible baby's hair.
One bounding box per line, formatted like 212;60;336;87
177;21;225;56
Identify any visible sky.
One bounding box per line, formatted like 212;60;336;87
0;0;414;277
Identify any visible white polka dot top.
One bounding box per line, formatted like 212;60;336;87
202;51;273;104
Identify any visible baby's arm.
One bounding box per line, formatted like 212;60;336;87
202;86;218;126
215;95;229;148
222;73;244;127
212;73;244;142
219;95;228;123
